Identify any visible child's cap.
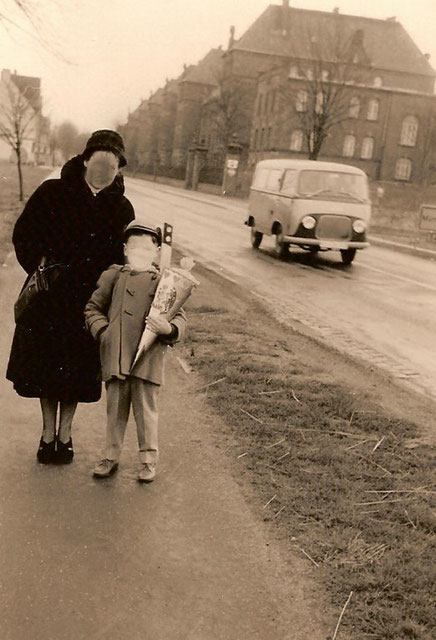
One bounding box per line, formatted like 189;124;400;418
124;221;161;245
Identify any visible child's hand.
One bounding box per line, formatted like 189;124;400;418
146;315;172;335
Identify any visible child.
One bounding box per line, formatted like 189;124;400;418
84;221;186;482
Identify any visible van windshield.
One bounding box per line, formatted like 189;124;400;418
298;170;368;202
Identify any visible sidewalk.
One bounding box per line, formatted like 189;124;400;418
0;256;328;640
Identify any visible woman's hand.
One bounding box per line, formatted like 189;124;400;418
146;315;172;335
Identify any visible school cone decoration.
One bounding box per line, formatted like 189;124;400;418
130;222;199;371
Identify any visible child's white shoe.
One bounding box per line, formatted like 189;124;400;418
137;462;156;483
93;459;119;478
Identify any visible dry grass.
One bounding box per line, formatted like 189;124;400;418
0;161;52;265
184;274;436;640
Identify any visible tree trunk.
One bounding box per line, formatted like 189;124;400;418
16;148;24;202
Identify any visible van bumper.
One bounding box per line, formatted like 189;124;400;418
283;236;370;250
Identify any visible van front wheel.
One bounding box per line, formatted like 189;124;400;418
274;228;289;259
340;248;356;265
250;226;263;249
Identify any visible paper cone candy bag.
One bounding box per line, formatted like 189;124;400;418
131;257;199;370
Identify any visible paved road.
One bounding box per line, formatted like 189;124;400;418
126;177;436;400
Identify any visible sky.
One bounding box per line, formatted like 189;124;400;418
1;0;436;133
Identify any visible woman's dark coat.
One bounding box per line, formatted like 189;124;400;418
6;155;135;402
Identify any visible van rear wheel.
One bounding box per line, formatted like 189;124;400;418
250;226;263;249
274;227;289;259
340;248;356;265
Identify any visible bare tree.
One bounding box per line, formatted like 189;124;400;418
417;110;436;188
0;78;40;200
0;0;72;61
201;72;253;161
276;21;372;160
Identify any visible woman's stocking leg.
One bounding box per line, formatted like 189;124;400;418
40;398;58;443
58;401;78;443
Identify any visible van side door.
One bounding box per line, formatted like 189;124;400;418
249;167;270;233
277;169;297;235
263;169;283;234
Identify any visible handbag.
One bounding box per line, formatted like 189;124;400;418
14;257;68;325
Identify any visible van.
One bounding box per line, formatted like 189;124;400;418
245;159;371;265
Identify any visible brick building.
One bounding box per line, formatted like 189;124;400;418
122;48;223;177
122;2;436;192
248;4;436;186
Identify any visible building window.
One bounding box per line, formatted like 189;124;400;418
289;65;299;78
367;99;379;121
315;91;324;115
400;116;418;146
361;137;374;159
321;69;329;81
253;129;259;150
290;129;303;151
349;97;360;118
343;134;356;157
264;92;270;115
306;69;314;81
309;131;315;153
256;95;262;116
270;90;276;113
296;90;308;112
373;76;383;87
395;158;412;181
260;128;265;149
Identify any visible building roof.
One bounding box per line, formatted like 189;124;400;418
233;4;435;77
181;47;224;85
10;73;42;111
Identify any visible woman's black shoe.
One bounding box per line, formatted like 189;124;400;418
37;438;56;464
55;437;74;464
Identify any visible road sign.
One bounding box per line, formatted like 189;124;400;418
419;205;436;231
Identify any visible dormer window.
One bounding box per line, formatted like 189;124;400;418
373;76;383;87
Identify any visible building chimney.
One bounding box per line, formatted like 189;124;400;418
228;25;235;50
333;7;340;13
424;53;431;60
282;0;290;35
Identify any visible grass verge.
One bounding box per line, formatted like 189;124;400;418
184;268;435;640
0;161;52;265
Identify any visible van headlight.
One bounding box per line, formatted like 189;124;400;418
352;219;366;233
302;215;316;230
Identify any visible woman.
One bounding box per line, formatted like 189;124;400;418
6;130;135;464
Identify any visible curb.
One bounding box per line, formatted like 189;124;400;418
368;235;436;260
